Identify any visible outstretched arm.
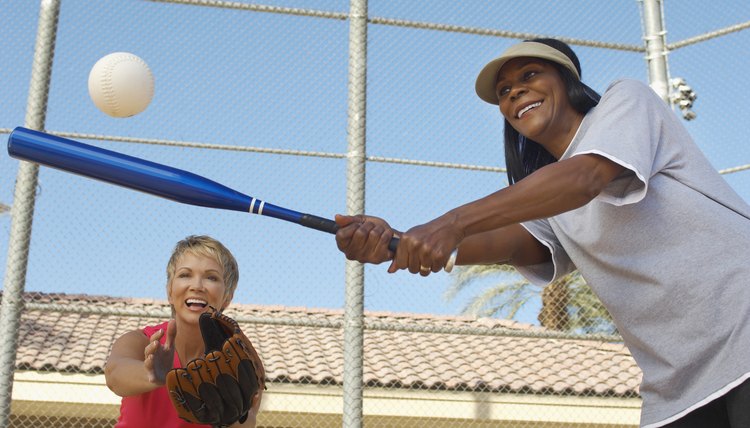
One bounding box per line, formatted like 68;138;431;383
105;320;177;397
335;153;622;274
335;215;550;273
455;223;551;267
390;153;623;272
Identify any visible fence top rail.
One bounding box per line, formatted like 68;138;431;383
22;301;623;342
146;0;644;51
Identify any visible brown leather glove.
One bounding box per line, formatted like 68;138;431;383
166;307;265;427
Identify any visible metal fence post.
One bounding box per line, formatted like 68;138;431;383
0;0;60;426
343;0;368;426
640;0;670;102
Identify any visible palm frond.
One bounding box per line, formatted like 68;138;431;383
446;264;617;334
444;264;523;302
461;280;537;318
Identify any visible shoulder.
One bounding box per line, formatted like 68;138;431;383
601;79;662;103
109;328;151;360
110;322;169;348
587;79;667;119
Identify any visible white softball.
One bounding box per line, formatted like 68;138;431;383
88;52;154;118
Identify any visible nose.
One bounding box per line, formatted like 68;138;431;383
189;278;206;291
510;85;527;101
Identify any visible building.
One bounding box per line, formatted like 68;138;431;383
7;292;642;427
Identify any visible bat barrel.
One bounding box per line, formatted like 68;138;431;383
7;128;405;257
7;127;253;213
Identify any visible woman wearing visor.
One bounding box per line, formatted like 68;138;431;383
334;39;750;427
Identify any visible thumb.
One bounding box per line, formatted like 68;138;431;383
335;214;361;228
387;259;399;274
165;319;177;350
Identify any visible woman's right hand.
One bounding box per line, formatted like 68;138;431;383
144;319;176;385
334;214;398;265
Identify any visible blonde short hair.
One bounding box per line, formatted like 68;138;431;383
166;235;239;314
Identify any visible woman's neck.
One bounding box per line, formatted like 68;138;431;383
174;320;205;363
538;111;584;159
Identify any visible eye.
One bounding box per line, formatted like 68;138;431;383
177;272;190;278
497;85;511;98
523;70;539;80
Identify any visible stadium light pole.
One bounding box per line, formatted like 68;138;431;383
639;0;671;102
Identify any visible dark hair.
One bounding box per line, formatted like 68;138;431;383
504;38;601;185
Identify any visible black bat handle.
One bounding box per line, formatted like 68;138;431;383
299;214;399;251
299;214;456;271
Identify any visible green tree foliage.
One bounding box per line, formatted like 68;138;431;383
445;265;617;335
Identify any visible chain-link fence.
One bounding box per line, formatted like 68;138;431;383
1;0;749;427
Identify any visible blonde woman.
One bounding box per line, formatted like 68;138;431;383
106;235;262;427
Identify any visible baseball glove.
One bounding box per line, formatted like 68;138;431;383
166;307;265;427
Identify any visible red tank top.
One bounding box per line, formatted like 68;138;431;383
114;322;211;428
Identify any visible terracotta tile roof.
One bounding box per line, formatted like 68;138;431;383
8;292;641;397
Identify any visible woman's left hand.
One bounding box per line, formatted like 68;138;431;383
389;214;463;276
144;319;177;385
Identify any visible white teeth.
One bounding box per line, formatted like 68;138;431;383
186;298;207;306
518;102;542;119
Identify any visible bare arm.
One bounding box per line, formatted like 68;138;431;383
453;154;623;236
105;321;176;397
335;154;622;274
456;223;550;267
393;153;624;273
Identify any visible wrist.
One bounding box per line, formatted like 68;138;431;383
440;210;466;242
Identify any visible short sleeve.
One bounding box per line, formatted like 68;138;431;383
516;219;576;286
566;79;666;206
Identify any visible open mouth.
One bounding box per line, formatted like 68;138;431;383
185;298;208;309
517;101;542;119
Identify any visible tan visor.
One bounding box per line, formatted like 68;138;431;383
475;41;581;105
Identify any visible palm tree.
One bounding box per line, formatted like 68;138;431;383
445;264;616;335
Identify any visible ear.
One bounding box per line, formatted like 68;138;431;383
221;290;234;310
166;282;174;305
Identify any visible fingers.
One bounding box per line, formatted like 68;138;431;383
389;234;435;276
375;227;396;262
145;324;176;385
340;218;374;254
145;356;158;383
335;215;395;265
144;333;161;383
146;329;163;358
334;214;365;252
334;214;360;228
389;223;460;276
335;214;460;274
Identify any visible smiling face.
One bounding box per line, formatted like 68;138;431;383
164;235;239;319
167;251;232;323
495;57;583;157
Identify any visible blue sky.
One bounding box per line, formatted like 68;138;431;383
2;0;749;323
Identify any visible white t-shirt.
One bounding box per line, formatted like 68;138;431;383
518;79;750;427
